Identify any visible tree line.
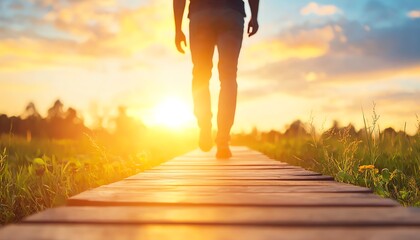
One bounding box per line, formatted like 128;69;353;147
1;100;415;142
0;100;145;140
0;100;88;139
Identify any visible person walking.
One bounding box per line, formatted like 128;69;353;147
173;0;259;159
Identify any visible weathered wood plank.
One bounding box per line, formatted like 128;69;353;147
23;206;420;226
125;174;334;180
94;184;371;193
176;147;265;157
161;161;287;166
143;169;316;174
176;153;272;159
2;225;420;240
161;152;287;165
138;170;322;177
169;158;280;163
167;154;278;160
153;165;302;170
108;179;360;187
68;191;397;207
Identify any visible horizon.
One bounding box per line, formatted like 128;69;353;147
0;0;419;134
1;98;417;137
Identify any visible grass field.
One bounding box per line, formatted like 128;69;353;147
0;130;196;224
234;115;420;206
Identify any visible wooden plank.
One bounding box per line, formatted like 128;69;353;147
144;169;316;174
153;165;302;170
2;225;420;240
108;179;359;187
168;154;278;161
68;191;397;207
161;161;286;166
168;155;278;160
176;147;265;157
167;147;283;164
23;206;420;226
94;184;371;193
182;156;270;160
169;158;280;163
176;153;271;159
125;174;334;180
180;150;264;156
170;157;277;162
138;170;323;177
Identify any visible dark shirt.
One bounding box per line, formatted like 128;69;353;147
188;0;246;18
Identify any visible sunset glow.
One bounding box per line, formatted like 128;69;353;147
0;0;418;134
150;97;195;129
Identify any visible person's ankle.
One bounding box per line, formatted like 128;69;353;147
199;127;213;152
216;144;231;159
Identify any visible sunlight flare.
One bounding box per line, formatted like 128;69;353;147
150;97;195;129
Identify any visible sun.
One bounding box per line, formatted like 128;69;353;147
151;97;195;129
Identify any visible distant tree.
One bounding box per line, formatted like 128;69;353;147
21;102;44;140
323;122;358;140
284;120;309;137
47;100;64;120
65;108;79;124
22;102;41;120
0;114;10;135
8;116;24;136
63;107;87;138
262;130;281;143
345;124;358;137
383;127;397;138
0;100;90;139
45;99;88;139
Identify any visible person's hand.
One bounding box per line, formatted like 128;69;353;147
247;18;259;37
175;30;187;54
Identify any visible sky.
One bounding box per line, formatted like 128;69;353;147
0;0;419;133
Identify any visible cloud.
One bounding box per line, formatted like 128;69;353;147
363;0;397;22
243;25;343;69
0;37;86;72
408;10;420;19
243;18;420;97
42;0;173;54
0;0;174;72
300;2;341;16
42;0;120;41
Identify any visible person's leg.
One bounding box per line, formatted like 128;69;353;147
189;11;217;151
215;10;244;157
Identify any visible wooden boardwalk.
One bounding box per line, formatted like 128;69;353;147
2;146;420;239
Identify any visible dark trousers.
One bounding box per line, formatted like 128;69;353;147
189;9;244;146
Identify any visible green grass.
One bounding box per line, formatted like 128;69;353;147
238;115;420;206
0;130;196;224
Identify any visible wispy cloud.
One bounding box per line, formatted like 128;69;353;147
0;0;173;72
407;10;420;19
244;17;420;97
243;25;344;70
300;2;341;16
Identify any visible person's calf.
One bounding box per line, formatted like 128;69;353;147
199;127;213;152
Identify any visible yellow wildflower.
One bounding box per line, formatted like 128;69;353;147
358;164;375;172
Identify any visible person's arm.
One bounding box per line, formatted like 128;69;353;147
247;0;259;37
173;0;187;53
